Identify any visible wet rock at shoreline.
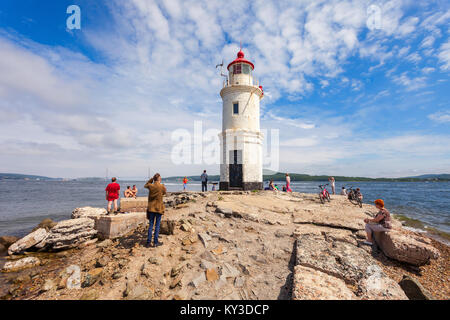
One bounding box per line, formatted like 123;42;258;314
2;257;41;272
44;218;97;250
8;228;48;255
32;218;57;232
0;236;19;249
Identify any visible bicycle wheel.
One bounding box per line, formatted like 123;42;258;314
326;191;331;201
319;194;325;204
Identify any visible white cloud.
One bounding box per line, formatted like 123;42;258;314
438;40;450;71
391;72;427;91
428;111;450;123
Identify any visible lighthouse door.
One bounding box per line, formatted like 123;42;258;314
229;150;243;188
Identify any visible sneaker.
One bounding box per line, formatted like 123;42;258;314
154;242;163;247
145;243;152;248
363;241;373;246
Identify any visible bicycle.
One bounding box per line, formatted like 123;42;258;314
347;186;363;208
318;184;331;204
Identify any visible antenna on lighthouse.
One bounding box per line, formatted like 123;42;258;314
216;59;228;86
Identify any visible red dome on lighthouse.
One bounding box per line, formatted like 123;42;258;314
227;49;254;71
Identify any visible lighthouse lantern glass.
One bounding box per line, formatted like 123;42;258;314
242;64;250;74
233;64;241;74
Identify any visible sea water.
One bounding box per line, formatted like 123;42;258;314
0;180;449;240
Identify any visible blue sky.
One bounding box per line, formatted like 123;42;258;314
0;0;449;179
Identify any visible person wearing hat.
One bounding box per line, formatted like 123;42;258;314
363;199;392;245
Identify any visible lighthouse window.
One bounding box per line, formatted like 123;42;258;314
242;64;250;74
233;64;242;74
233;102;239;114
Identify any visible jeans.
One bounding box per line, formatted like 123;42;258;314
202;181;207;192
147;211;162;244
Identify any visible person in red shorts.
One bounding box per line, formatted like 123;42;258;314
105;177;120;213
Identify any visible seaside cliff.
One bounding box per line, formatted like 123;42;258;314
0;191;448;300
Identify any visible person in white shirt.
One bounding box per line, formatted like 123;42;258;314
340;186;347;196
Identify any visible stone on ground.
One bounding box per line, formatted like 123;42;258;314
398;275;434;300
2;257;41;272
71;207;108;219
7;228;48;255
292;265;356;300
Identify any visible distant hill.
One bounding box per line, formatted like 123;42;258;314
406;174;450;180
0;173;61;180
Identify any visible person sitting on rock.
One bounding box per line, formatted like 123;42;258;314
131;185;138;197
269;179;277;191
363;199;392;246
356;188;363;201
124;186;133;198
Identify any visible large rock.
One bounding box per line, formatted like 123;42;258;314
123;281;154;300
292;265;356;300
357;265;408;300
7;228;48;255
398;275;434;300
32;218;57;232
0;236;19;249
294;229;406;299
2;257;40;272
295;233;373;284
72;207;108;219
159;220;176;235
44;218;97;250
373;229;440;266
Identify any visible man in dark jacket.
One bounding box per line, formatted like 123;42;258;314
144;173;166;247
201;170;208;192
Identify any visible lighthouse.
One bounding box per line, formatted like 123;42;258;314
219;49;264;191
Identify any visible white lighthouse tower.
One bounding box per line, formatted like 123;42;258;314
219;48;264;191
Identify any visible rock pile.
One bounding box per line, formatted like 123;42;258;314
43;218;97;250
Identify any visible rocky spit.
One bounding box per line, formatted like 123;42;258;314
0;191;448;300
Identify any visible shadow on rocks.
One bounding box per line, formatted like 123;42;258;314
277;240;297;300
114;228;148;250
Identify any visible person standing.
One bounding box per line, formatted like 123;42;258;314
144;173;166;248
329;177;335;195
285;173;292;192
201;170;208;192
105;177;120;214
183;176;188;191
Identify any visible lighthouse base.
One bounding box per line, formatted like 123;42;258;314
219;181;263;191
